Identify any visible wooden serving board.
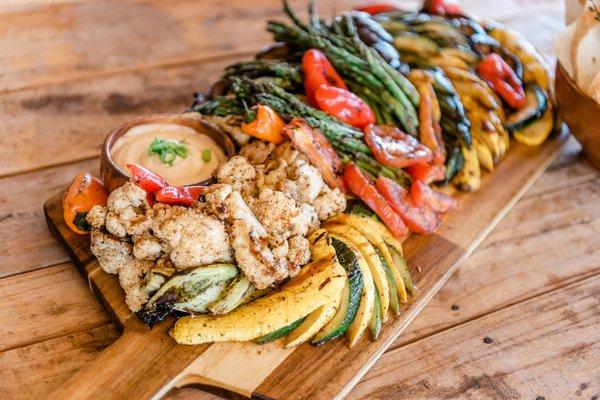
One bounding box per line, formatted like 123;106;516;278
44;130;568;400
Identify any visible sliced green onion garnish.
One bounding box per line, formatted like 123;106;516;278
202;149;212;162
149;137;188;166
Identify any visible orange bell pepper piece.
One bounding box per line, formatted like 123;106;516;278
241;105;286;144
63;172;108;234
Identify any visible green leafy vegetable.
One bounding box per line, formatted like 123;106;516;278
148;137;188;166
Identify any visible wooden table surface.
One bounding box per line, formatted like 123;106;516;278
1;0;599;399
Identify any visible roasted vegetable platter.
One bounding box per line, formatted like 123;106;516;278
44;0;568;399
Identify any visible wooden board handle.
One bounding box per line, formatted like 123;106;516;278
50;318;210;400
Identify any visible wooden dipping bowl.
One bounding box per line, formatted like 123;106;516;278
555;62;600;170
101;113;236;192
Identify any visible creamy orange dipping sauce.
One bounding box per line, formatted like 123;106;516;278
111;123;226;186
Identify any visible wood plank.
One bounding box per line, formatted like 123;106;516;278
0;158;97;278
390;161;600;348
0;0;358;93
0;58;230;177
0;263;111;352
348;274;600;400
0;324;119;400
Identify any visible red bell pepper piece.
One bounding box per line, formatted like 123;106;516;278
477;53;526;109
344;163;409;239
422;0;463;15
155;185;206;206
314;85;375;129
364;124;433;169
354;3;402;15
410;180;457;213
405;162;446;184
126;164;168;194
302;49;347;106
375;176;440;235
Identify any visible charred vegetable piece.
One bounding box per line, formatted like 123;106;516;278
505;85;547;132
172;281;230;313
388;245;415;294
63;172;108;234
410;180;457;213
283;118;348;193
209;275;261;315
138;264;238;326
364;124;433;169
477;53;526;109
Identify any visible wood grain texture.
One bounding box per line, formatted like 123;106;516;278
0;263;111;352
0;324;120;400
40;129;567;400
0;0;358;92
0;158;97;278
348;273;600;400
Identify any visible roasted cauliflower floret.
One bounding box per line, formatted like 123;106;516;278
215;156;257;198
86;205;107;229
203;114;251;146
288;159;324;203
313;187;347;221
240;140;276;164
252;188;312;245
90;229;132;274
119;258;154;312
102;182;152;237
152;204;234;269
132;234;163;261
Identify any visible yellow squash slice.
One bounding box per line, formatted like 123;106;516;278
326;214;408;302
171;259;346;345
325;224;390;322
328;233;374;347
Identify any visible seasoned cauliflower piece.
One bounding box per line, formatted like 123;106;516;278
215;156;257;197
90;229;132;274
132;234;163;261
107;182;147;213
118;257;154;312
240;140;276;164
287;235;310;275
101;182;152;237
252;188;312;245
105;211;127;237
313;187;346;221
152;205;234;269
288;160;324;203
204;184;233;220
86;205;106;229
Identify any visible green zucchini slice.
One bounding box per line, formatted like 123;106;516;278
376;248;400;316
311;238;363;345
369;286;382;341
254;316;307;345
506;85;547;132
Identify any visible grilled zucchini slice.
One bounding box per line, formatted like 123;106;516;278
325;224;390;321
328;234;375;347
513;106;554;146
254;316;306;345
312;238;363;346
506;85;547;132
369;287;383;341
388;246;415;295
285;290;342;347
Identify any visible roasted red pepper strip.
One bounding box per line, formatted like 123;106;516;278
344;163;409;240
354;3;402;14
364;124;433;169
477;53;526;109
155;185;206;206
302;49;347;106
283;118;348;193
375;176;440;234
126;164;168;194
405;162;446;184
422;0;462;15
314;85;375;129
410;180;457;213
